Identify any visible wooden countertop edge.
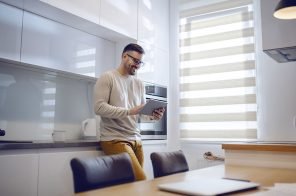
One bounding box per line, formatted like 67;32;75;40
222;143;296;152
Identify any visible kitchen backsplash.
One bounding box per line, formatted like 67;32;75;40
0;62;95;141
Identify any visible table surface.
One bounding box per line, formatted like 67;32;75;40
76;164;296;196
222;143;296;152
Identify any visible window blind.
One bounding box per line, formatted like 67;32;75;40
179;0;257;140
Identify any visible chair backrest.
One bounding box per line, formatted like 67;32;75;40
70;152;135;193
150;150;189;178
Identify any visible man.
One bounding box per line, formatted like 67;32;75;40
94;43;165;181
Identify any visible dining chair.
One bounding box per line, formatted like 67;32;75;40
150;150;189;178
70;152;135;193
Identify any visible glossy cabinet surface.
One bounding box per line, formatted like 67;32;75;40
21;11;115;77
143;142;167;179
40;0;100;24
0;2;22;61
0;153;38;196
138;0;169;51
137;42;169;86
100;0;138;39
38;150;102;196
137;0;170;85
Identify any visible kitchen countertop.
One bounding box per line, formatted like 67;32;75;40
0;139;167;150
0;139;100;150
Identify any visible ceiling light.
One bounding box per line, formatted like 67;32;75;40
273;0;296;19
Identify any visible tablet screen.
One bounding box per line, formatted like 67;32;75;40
139;99;167;115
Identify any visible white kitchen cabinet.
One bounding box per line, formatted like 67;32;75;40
21;11;115;78
138;0;169;51
137;0;170;85
38;149;102;196
143;141;167;179
0;153;39;196
0;2;22;61
137;41;169;86
40;0;100;24
100;0;138;39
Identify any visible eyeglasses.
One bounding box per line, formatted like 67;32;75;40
126;54;145;67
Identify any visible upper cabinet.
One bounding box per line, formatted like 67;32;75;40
137;41;169;86
40;0;100;24
100;0;138;39
0;0;170;85
21;11;115;78
137;0;170;86
138;0;169;51
0;2;22;61
39;0;138;40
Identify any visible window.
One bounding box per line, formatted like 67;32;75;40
179;0;257;140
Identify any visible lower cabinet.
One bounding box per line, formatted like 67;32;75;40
0;143;167;196
38;149;102;196
0;152;39;196
143;142;168;179
0;148;102;196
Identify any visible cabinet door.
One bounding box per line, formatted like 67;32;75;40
137;42;169;86
0;2;22;61
21;11;115;77
100;0;138;39
38;150;103;196
0;153;38;196
40;0;100;24
138;0;169;51
143;142;167;179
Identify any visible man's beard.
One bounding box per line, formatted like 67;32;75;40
128;64;137;75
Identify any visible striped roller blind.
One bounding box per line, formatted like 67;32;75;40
179;0;257;140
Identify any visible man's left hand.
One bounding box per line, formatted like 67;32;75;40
151;107;165;120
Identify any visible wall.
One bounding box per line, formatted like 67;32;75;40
255;0;296;141
168;0;296;169
181;142;224;170
167;0;181;151
0;63;95;141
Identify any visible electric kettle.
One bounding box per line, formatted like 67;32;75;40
81;116;100;140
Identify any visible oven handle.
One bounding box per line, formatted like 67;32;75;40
145;94;167;102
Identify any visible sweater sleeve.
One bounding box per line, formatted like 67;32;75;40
93;73;129;119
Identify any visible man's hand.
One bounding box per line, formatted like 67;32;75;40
128;104;145;115
150;107;165;120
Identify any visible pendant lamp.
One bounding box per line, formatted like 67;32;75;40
273;0;296;19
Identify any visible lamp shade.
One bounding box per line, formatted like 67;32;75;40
274;0;296;19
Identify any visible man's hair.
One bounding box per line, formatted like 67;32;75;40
122;43;145;55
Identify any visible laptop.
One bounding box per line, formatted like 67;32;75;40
158;177;259;196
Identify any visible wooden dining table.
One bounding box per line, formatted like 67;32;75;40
76;164;296;196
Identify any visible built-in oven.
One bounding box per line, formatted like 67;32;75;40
140;82;167;140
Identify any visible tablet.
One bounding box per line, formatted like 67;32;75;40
158;178;259;196
139;99;167;115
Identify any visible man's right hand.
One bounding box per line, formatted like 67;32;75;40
128;104;145;115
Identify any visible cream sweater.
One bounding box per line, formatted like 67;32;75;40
94;70;146;141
